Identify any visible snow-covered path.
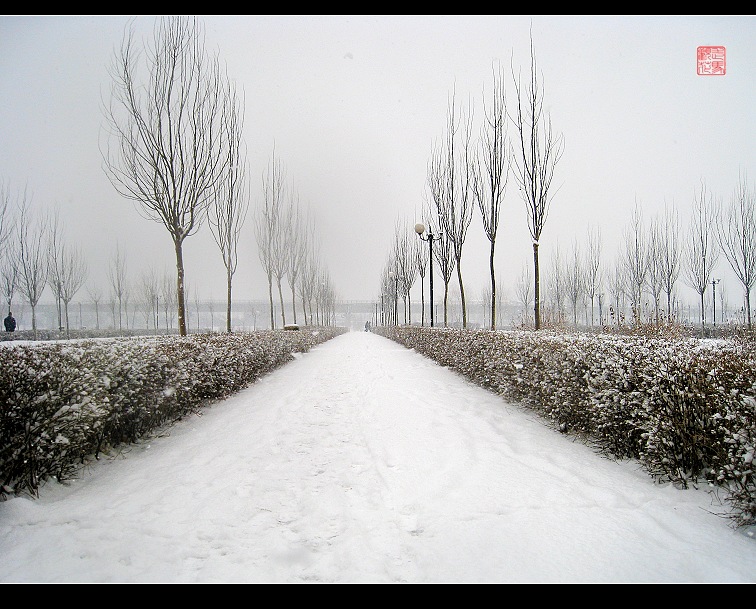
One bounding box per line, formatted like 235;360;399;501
1;330;754;583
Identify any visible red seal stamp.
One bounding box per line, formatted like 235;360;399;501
697;46;726;75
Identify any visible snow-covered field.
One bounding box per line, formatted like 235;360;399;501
1;330;754;583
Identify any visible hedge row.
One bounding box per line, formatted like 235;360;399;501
373;326;756;527
0;327;347;498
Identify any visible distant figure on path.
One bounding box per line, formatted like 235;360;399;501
365;321;371;332
4;311;16;332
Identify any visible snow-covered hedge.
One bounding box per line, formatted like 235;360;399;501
0;327;346;498
374;326;756;527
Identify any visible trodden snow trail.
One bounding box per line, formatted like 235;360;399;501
1;330;754;583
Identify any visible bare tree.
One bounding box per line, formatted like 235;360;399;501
509;33;564;330
382;259;399;326
393;217;417;324
0;184;18;313
565;239;585;327
608;256;628;326
421;197;455;327
0;181;15;269
139;267;160;331
208;77;248;333
58;245;88;338
285;196;307;325
684;181;719;334
87;284;103;330
1;256;17;316
583;225;602;327
515;261;533;325
160;271;177;330
646;216;665;324
46;207;66;330
545;243;565;325
716;174;756;329
623;203;648;324
108;243;128;331
102;16;232;336
297;218;320;326
16;195;48;338
429;90;475;328
659;203;682;320
255;151;287;329
472;63;510;329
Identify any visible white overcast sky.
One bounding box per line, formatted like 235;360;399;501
0;15;754;308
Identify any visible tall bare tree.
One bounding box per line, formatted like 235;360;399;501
297;217;320;326
472;63;510;329
0;182;17;315
0;257;17;316
393;217;417;324
583;225;602;327
16;196;48;338
285;196;307;325
102;16;232;336
659;203;682;320
608;257;628;326
546;243;565;325
684;181;719;334
59;245;88;339
160;270;177;330
46;207;66;330
255;150;287;329
623;203;648;324
429;90;475;328
646;216;665;323
139;267;161;331
0;181;14;270
87;284;102;330
565;239;584;327
209;77;248;333
421;197;455;327
108;243;128;331
515;261;533;325
716;173;756;329
509;33;564;330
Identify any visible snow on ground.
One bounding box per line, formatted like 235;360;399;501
1;330;754;583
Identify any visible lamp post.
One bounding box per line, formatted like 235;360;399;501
712;278;720;328
415;223;438;328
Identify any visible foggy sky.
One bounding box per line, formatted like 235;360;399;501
0;15;754;312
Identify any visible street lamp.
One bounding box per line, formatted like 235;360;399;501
415;222;439;328
712;279;721;328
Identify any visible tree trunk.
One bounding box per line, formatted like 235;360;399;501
533;242;541;330
277;279;286;326
456;260;467;329
291;285;298;324
174;240;187;336
444;284;449;327
267;274;275;329
747;289;752;329
64;301;70;339
489;241;496;330
226;269;232;333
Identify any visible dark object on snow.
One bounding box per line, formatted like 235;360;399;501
4;312;15;332
284;324;300;331
365;321;371;332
